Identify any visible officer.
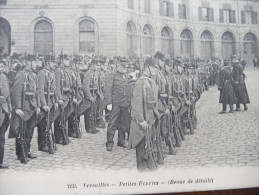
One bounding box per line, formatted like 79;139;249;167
0;60;12;168
128;58;159;171
104;57;131;151
37;55;59;152
231;57;250;111
218;60;235;113
9;55;41;163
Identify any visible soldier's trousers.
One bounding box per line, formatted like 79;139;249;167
106;105;130;147
84;103;97;133
0;113;9;164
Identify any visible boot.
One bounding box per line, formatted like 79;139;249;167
229;105;234;113
244;104;248;111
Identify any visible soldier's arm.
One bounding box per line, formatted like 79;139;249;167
37;70;47;107
131;79;144;123
82;72;93;100
10;72;25;110
35;74;41;108
55;68;63;101
103;72;113;106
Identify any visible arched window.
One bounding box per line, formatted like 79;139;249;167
221;31;236;60
161;27;173;58
0;17;11;54
79;19;96;54
126;21;137;57
180;29;193;58
34;20;53;55
200;30;214;60
143;24;154;55
243;32;258;65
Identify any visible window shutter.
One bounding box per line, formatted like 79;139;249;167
252;12;258;24
159;0;163;16
179;4;183;19
169;2;174;18
230;10;236;23
219;9;224;23
209;8;214;22
241;11;246;24
198;7;202;21
186;5;189;19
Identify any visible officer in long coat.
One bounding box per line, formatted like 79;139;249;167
9;55;41;163
218;60;236;113
0;60;12;168
104;58;131;151
128;58;159;172
231;58;250;111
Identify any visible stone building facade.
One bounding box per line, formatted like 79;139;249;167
0;0;259;64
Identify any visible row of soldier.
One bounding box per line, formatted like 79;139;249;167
0;51;219;170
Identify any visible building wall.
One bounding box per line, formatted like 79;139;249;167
0;0;258;62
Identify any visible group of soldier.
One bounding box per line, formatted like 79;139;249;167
0;48;237;171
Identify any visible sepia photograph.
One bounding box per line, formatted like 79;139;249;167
0;0;259;194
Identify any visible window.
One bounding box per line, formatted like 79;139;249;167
144;0;151;13
220;9;236;23
34;20;53;55
128;0;133;10
241;11;258;25
79;20;95;54
0;0;7;5
161;27;173;57
179;4;187;19
143;24;154;55
160;1;173;17
126;21;137;57
198;7;214;22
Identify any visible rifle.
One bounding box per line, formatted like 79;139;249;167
17;76;28;164
60;74;69;145
142;84;157;170
46;72;56;154
167;74;176;155
187;75;194;134
173;76;182;147
74;72;82;138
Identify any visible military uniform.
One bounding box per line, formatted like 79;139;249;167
104;66;131;151
9;65;41;161
0;69;11;167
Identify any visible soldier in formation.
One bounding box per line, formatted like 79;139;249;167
0;50;234;170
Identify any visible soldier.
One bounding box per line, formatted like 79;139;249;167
218;60;236;114
82;59;99;134
54;54;73;145
231;57;250;111
104;57;131;151
128;58;159;171
9;55;41;163
37;55;59;152
0;60;12;168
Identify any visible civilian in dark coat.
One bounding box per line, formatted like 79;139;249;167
253;57;259;69
218;61;235;113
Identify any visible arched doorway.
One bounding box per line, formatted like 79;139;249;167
79;19;97;55
180;29;193;58
143;24;154;56
0;17;11;54
200;30;214;60
126;21;137;57
161;27;173;58
243;32;258;66
221;31;236;60
34;20;53;55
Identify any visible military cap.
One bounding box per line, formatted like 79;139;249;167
28;54;37;61
99;58;106;64
154;51;165;61
144;58;156;67
231;58;239;64
164;59;170;66
45;54;57;63
117;57;128;67
109;59;115;64
230;54;237;59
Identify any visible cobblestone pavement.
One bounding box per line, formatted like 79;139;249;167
1;70;259;173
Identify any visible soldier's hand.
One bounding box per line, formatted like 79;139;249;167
165;109;170;115
8;104;12;113
90;97;95;103
140;121;149;130
43;106;50;112
58;99;64;105
186;100;191;105
55;103;59;110
73;98;78;104
36;107;41;115
171;105;176;113
15;109;24;118
107;104;112;111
